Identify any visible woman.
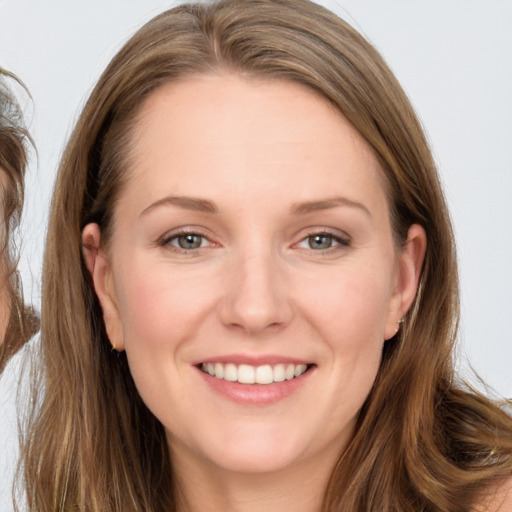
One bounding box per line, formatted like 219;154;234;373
0;68;37;372
22;1;512;510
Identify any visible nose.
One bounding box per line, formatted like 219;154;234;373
218;248;294;336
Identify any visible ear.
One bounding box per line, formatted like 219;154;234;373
82;223;125;351
384;224;427;340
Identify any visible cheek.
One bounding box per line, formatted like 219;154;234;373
284;260;393;441
314;279;387;386
115;261;220;352
114;263;218;412
298;259;394;347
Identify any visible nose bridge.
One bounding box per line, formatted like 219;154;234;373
220;239;292;334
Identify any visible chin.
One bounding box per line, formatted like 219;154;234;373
170;420;313;475
207;440;304;474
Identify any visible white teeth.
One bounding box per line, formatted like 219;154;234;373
255;365;273;384
273;364;286;382
224;363;237;382
238;364;255;384
200;362;309;384
285;364;295;380
294;364;307;377
214;362;224;379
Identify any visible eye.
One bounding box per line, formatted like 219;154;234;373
295;231;350;251
174;233;205;249
159;231;212;251
307;234;335;250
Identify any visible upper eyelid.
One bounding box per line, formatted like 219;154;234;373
294;227;351;242
294;236;348;248
159;227;214;243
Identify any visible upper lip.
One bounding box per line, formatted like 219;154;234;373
193;354;313;366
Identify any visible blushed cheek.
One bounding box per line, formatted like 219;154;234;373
306;270;390;343
118;268;220;427
119;266;219;352
302;272;388;436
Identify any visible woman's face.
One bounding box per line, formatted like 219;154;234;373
84;74;424;477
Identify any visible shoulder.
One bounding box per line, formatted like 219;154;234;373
473;478;512;512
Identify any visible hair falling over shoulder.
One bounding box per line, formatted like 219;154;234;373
19;1;512;511
0;68;39;372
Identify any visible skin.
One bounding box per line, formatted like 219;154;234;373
474;480;512;512
0;265;8;344
0;169;10;344
83;74;426;512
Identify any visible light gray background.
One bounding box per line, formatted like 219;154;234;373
1;1;511;510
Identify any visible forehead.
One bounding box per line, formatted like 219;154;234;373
121;73;388;217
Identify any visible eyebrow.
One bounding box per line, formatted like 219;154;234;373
140;195;371;218
140;196;218;216
290;196;372;217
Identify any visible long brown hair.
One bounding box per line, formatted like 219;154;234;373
0;69;38;372
22;1;512;510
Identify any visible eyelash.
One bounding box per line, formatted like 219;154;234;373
157;229;351;254
158;229;214;253
295;230;351;253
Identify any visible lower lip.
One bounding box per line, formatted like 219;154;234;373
196;366;314;405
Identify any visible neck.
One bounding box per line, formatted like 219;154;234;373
171;445;336;512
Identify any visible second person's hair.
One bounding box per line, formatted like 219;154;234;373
0;68;38;372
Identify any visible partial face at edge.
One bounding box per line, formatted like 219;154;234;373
83;74;425;477
0;169;11;345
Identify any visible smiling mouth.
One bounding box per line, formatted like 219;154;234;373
199;362;312;385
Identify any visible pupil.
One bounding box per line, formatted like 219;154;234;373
309;235;332;250
179;234;201;249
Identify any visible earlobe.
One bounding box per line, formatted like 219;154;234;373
384;224;427;340
81;223;125;351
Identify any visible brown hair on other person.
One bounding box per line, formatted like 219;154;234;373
21;1;512;511
0;68;38;372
